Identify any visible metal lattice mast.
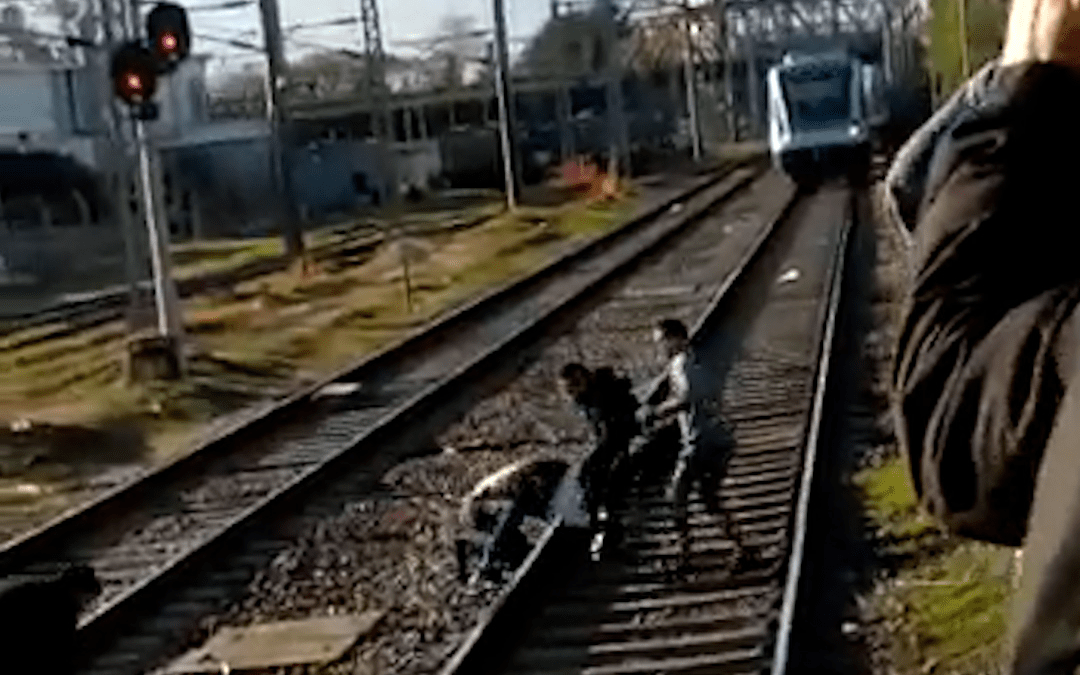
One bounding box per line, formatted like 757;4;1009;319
359;0;387;131
358;0;396;200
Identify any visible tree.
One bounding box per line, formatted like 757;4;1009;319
517;4;716;80
517;10;616;79
926;0;1006;99
208;66;267;117
434;14;486;89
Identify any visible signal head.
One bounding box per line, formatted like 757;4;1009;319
147;2;190;68
110;41;159;105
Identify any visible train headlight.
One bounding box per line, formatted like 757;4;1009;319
849;123;863;137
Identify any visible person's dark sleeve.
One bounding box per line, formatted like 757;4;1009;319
891;61;1080;548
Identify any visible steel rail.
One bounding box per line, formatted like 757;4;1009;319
770;190;853;675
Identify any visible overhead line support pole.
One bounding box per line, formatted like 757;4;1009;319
683;0;702;161
493;0;519;210
98;0;142;312
258;0;305;260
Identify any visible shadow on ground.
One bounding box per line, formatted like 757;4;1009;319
785;187;884;675
0;421;150;477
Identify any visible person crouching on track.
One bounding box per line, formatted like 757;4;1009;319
641;319;760;575
558;363;641;554
0;564;102;675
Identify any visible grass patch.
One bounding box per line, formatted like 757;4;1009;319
0;191;635;468
854;457;939;552
857;455;1017;674
172;238;285;280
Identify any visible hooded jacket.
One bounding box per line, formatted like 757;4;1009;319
885;59;1080;547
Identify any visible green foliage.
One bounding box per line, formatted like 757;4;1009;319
926;0;1008;99
901;550;1010;665
858;457;1017;674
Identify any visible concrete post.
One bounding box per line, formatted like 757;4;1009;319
719;1;737;142
492;0;520;210
746;36;760;137
258;0;305;259
135;118;186;375
557;83;574;163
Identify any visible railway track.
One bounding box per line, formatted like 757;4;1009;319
0;166;747;540
0;159;772;675
439;182;854;675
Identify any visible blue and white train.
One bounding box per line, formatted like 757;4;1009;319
766;50;885;184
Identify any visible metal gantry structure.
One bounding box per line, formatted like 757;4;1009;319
274;0;928;151
553;0;926;138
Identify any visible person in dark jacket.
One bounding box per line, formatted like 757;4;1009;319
886;0;1080;670
0;564;102;675
559;362;641;549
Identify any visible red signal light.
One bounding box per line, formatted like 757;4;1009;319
160;32;178;54
147;3;190;66
110;42;158;105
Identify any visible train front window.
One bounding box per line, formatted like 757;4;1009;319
779;64;852;132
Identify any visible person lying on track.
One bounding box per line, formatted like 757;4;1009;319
455;457;570;584
884;0;1080;670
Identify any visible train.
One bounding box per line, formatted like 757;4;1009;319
766;50;885;184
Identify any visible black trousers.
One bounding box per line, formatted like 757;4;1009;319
670;448;745;558
581;434;634;527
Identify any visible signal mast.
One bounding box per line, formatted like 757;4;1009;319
109;2;192;378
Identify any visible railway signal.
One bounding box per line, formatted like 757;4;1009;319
109;2;191;110
147;2;191;70
110;42;159;108
107;2;192;378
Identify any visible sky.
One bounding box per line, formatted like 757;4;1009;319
188;0;557;80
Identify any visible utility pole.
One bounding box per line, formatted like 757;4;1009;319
97;0;143;314
553;0;574;165
717;0;737;142
492;0;518;210
358;0;396;206
881;1;893;85
557;79;575;164
602;0;630;178
683;5;702;161
958;0;969;79
257;0;305;259
357;0;408;308
746;33;760;137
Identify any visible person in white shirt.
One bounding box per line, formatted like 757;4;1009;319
641;319;760;574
